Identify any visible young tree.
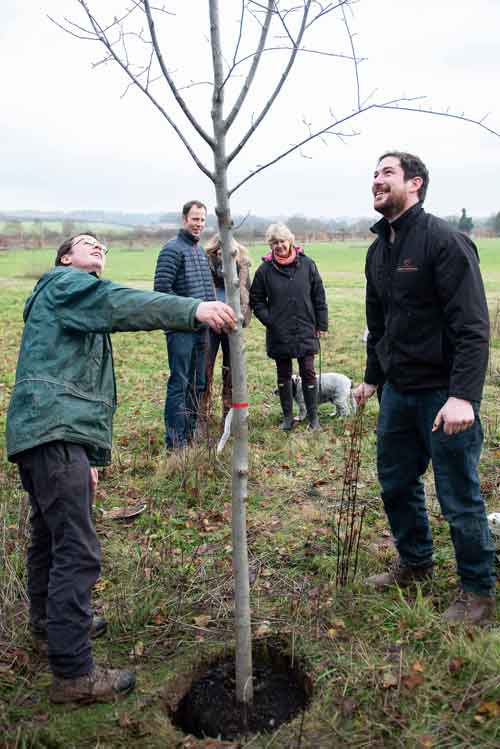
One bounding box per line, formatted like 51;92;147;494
493;210;500;236
54;0;499;706
458;207;474;235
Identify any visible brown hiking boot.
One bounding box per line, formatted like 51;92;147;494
365;560;434;591
49;664;135;704
442;591;496;626
32;615;108;656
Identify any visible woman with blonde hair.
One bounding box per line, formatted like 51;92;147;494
203;234;252;422
250;223;328;430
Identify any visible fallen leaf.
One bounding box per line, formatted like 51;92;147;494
381;671;399;689
476;701;500;718
417;735;435;748
411;660;426;673
193;615;211;628
402;672;425;690
101;503;146;520
129;640;145;658
448;657;464;674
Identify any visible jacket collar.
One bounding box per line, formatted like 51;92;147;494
178;228;199;245
262;245;304;263
371;202;424;240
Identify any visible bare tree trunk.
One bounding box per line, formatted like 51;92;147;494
209;0;253;706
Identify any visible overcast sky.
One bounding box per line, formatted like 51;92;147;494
2;0;499;219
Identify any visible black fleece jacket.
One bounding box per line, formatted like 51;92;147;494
250;249;328;359
364;203;489;402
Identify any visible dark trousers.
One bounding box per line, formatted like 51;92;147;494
165;329;208;448
275;354;316;387
206;329;232;415
377;384;496;595
17;442;100;677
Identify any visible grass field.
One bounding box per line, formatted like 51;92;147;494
0;240;499;748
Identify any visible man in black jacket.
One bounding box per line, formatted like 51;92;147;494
354;151;496;625
154;201;215;448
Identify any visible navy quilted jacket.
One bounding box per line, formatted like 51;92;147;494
154;230;215;305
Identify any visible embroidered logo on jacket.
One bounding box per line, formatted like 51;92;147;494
396;258;419;272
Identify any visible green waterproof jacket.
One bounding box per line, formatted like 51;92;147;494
6;266;201;465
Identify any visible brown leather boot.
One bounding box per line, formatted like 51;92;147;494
442;591;496;626
49;664;135;704
365;560;434;590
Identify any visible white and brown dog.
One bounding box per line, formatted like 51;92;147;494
291;373;357;419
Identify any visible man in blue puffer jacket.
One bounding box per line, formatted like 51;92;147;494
154;200;215;448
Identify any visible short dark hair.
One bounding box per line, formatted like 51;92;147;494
378;151;429;202
182;200;207;218
55;232;98;266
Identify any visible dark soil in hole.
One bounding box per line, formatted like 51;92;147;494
172;644;311;740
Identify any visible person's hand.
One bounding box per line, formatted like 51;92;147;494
316;330;327;338
90;467;99;492
196;301;237;333
432;397;474;436
353;382;377;406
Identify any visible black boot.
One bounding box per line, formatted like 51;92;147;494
278;381;294;431
303;384;320;430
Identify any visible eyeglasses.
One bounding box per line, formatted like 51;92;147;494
73;238;109;255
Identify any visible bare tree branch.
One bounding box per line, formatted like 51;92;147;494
47;14;96;41
63;1;215;180
224;0;274;134
230;44;363;71
229;97;500;196
341;2;361;111
227;0;313;165
305;0;352;30
380;104;500;138
232;1;247;69
142;0;215;148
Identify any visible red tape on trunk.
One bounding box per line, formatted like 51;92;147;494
232;402;249;409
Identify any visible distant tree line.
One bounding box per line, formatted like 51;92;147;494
2;208;500;251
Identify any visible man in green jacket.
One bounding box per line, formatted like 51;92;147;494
6;233;235;704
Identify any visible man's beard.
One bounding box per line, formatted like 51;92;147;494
375;189;407;219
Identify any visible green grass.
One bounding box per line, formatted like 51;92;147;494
0;241;499;748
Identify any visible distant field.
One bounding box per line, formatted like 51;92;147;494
1;238;499;293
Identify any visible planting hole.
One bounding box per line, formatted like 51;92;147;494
171;643;311;741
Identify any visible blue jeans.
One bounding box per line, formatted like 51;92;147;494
165;330;208;448
377;383;495;596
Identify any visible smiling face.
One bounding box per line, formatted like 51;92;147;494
182;205;206;238
60;234;107;275
269;238;292;257
372;156;422;220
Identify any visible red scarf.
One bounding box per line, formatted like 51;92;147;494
273;245;297;266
